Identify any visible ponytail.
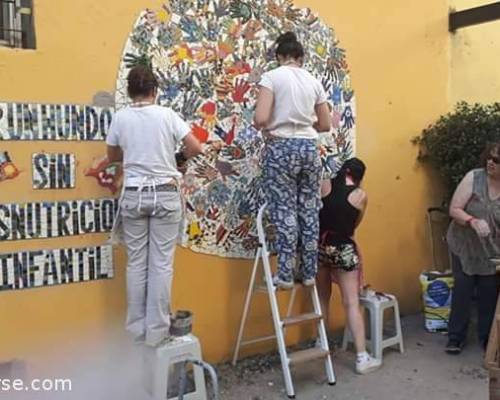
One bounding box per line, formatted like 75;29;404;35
333;158;366;189
127;65;158;99
275;31;304;60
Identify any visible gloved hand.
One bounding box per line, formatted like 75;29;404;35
470;218;491;237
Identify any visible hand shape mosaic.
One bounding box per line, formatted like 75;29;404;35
116;0;356;258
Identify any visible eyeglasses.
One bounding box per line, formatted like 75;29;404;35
488;155;500;164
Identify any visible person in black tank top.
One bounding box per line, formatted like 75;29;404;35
319;181;360;246
316;158;381;374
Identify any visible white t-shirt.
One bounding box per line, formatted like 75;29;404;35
259;66;327;139
106;105;190;182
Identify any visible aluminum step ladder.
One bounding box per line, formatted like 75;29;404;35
232;203;336;398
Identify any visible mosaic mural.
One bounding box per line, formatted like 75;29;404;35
116;0;356;258
84;156;123;194
0;245;114;291
0;199;118;241
0;102;113;141
0;101;119;291
0;151;19;183
32;153;76;189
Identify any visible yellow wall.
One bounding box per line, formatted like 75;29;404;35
0;0;163;364
0;0;450;365
451;0;500;104
305;0;449;315
452;0;494;10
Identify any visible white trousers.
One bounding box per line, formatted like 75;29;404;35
121;189;181;345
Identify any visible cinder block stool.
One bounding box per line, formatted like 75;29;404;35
142;334;207;400
342;291;404;361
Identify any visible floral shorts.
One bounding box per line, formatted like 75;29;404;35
318;242;360;272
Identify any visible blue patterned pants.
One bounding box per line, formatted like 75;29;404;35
262;138;322;282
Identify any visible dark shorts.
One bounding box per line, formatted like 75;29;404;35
318;242;360;272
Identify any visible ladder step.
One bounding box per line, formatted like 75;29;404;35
288;348;330;365
240;335;276;346
282;313;322;327
255;284;268;292
255;282;303;292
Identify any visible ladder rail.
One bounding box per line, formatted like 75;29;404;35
255;202;269;249
258;203;296;397
262;249;296;397
311;284;336;385
232;246;262;366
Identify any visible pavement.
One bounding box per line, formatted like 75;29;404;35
4;314;489;400
218;314;488;400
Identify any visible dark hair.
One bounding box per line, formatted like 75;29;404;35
275;31;304;60
480;142;500;166
127;65;158;99
333;157;366;188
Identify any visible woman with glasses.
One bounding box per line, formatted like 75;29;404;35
445;142;500;354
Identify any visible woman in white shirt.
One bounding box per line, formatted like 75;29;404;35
254;32;331;289
107;65;202;346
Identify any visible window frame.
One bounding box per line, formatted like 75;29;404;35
0;0;35;49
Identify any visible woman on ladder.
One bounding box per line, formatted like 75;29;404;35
254;31;331;289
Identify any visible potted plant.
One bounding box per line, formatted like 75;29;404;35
413;101;500;201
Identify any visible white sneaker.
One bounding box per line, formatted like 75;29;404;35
272;275;294;290
301;276;316;287
355;355;381;374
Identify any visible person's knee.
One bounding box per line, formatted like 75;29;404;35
342;295;359;309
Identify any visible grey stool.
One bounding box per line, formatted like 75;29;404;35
342;291;404;361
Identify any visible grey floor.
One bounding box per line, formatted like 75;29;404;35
6;314;488;400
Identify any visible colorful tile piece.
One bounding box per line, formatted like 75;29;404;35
0;151;19;182
84;156;123;194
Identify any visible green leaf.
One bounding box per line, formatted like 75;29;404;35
413;102;500;199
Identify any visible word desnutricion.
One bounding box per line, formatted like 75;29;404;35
0;199;118;241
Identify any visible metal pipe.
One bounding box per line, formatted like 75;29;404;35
177;358;219;400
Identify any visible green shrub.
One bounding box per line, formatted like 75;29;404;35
413;102;500;198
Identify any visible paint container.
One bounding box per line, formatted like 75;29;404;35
170;310;193;337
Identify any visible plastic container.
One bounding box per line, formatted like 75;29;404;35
170;310;193;337
420;271;454;332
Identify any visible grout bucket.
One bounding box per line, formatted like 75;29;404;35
170;310;193;337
